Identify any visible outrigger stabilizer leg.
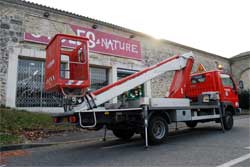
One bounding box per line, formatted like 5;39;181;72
103;124;107;141
175;122;178;131
143;105;149;149
218;102;225;133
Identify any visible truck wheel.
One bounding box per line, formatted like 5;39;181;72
148;116;168;144
185;121;198;128
223;112;234;130
112;129;134;140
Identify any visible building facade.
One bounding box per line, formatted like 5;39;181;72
1;0;249;112
230;52;250;90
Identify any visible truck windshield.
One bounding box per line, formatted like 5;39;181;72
220;74;234;88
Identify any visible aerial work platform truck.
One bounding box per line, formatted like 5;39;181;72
45;34;240;147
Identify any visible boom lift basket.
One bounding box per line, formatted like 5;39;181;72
45;34;90;96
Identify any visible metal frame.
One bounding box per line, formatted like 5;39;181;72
78;111;97;128
16;58;64;107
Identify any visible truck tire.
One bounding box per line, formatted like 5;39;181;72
223;112;234;130
148;115;168;144
185;121;198;128
112;129;134;140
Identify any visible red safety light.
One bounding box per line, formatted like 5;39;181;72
69;116;77;123
53;117;59;123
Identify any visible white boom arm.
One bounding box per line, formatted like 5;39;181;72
73;52;193;112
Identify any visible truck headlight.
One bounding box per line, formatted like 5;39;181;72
235;102;239;107
216;94;220;100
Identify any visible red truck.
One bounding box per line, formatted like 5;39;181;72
45;34;240;147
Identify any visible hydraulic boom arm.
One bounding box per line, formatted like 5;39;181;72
73;52;194;112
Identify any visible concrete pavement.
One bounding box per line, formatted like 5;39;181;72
1;115;249;167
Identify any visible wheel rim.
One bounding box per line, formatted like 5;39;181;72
152;120;166;139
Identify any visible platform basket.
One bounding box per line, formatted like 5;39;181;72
45;34;90;96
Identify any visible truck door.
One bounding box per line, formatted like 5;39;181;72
220;74;239;108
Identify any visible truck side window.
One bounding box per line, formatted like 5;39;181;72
220;74;234;88
191;74;206;84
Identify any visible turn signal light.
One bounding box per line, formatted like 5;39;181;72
69;116;77;123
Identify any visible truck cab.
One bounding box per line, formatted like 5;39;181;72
186;70;240;114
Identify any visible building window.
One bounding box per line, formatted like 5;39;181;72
90;67;108;91
117;68;144;101
16;59;63;107
16;59;109;107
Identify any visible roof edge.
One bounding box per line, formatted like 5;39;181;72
158;39;228;60
231;51;250;60
3;0;150;36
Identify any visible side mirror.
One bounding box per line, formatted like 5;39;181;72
238;80;244;89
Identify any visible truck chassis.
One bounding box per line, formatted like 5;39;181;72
53;97;233;147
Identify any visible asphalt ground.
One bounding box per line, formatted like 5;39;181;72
1;115;249;167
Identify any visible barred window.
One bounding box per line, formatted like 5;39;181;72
16;58;108;107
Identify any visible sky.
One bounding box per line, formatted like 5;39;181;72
27;0;250;58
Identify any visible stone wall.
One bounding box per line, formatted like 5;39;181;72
230;53;250;90
0;1;24;105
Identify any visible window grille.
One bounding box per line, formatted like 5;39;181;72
16;59;108;107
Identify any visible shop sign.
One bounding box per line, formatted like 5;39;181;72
24;24;142;60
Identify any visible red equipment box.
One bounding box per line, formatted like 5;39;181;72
45;34;90;94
